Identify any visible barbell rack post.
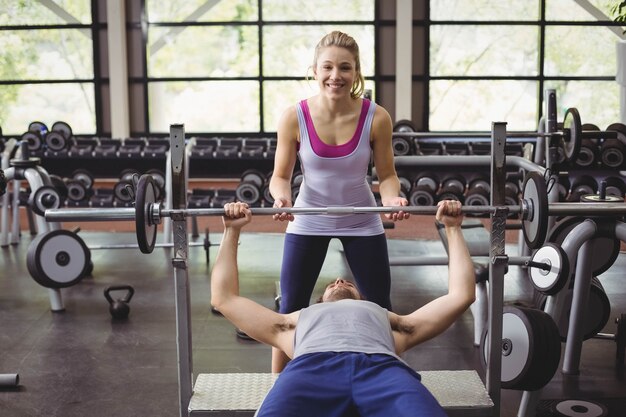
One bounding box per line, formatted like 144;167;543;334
169;124;193;417
485;121;507;416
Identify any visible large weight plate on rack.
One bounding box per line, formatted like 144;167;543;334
136;174;158;254
522;171;548;249
535;276;610;341
529;243;569;295
480;306;561;391
562;107;582;162
548;216;619;276
26;229;91;289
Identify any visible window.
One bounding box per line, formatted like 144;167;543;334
0;0;96;135
144;0;375;134
428;0;624;131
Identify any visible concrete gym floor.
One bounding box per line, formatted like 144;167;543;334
1;216;625;417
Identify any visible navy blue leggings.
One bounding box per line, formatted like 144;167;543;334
279;233;392;312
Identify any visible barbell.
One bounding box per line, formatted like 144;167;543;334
44;171;626;255
394;107;623;163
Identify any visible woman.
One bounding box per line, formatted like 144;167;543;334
269;30;409;372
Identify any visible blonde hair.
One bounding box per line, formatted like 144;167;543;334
312;31;365;100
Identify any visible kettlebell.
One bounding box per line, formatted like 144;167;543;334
104;285;135;320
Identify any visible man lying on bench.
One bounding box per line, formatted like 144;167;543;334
211;200;475;417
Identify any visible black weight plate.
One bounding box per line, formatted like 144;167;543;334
26;229;90;289
535;276;611;341
480;306;560;391
562;108;582;162
522;171;548;249
44;131;67;152
113;180;133;203
51;121;72;140
135;174;157;254
548;216;619;276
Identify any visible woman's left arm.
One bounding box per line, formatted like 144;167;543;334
371;106;409;220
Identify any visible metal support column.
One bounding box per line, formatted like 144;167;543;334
170;124;193;417
486;121;508;416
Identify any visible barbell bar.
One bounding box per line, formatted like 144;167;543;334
45;172;626;254
45;204;519;221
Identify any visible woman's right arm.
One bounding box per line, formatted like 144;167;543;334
269;106;299;221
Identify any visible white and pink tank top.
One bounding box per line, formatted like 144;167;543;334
286;99;384;236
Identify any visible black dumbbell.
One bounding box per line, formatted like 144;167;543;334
465;176;490;208
51;121;73;140
397;176;412;199
567;175;598;202
71;169;95;190
604;176;626;198
600;123;626;169
409;172;439;206
437;174;466;203
236;169;266;205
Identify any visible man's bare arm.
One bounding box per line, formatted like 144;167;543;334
210;203;296;356
392;200;476;353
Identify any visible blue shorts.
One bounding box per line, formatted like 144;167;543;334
279;233;392;312
256;352;447;417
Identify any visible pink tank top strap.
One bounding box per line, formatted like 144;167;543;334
299;99;372;158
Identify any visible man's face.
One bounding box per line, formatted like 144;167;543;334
321;278;361;302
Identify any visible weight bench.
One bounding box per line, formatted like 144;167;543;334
189;370;493;417
435;218;495;346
